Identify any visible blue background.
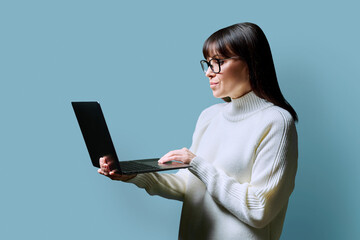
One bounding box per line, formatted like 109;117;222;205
1;0;359;239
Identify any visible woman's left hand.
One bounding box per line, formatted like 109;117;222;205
158;147;196;164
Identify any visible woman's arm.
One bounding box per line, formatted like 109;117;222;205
98;155;189;201
127;169;189;201
99;103;224;202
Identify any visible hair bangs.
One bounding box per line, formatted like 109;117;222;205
202;29;234;59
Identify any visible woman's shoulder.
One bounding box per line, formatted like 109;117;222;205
259;105;296;129
197;102;228;125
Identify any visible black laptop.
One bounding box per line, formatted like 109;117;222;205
72;101;190;175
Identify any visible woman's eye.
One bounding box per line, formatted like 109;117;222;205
219;60;225;65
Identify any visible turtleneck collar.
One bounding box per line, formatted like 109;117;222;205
222;91;274;122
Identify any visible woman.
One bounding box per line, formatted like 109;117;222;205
99;22;298;240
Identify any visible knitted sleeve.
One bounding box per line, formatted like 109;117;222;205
127;169;189;201
189;110;298;228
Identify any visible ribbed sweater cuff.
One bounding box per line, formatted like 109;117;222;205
189;156;212;183
126;173;156;189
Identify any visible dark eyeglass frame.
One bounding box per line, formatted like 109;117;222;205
200;56;239;74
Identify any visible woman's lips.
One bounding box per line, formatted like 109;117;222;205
210;82;219;89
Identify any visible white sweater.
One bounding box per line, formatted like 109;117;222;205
128;91;298;240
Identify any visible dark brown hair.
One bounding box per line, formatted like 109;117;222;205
203;22;298;122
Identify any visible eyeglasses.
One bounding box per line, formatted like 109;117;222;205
200;56;238;74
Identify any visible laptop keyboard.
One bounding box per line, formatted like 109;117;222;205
119;161;159;173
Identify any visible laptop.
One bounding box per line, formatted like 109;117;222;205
72;101;191;175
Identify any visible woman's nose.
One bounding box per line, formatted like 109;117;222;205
205;67;215;78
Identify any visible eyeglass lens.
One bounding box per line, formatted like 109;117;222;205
200;59;220;73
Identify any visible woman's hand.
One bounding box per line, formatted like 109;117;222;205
158;147;196;164
98;156;137;181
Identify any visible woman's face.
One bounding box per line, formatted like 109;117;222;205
205;52;251;99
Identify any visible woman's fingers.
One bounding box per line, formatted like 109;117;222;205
98;156;137;181
100;156;116;173
98;167;108;176
158;150;180;163
99;157;108;172
99;156;115;177
158;148;196;164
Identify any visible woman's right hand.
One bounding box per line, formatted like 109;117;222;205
98;156;137;182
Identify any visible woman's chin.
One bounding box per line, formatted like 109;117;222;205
212;91;225;99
